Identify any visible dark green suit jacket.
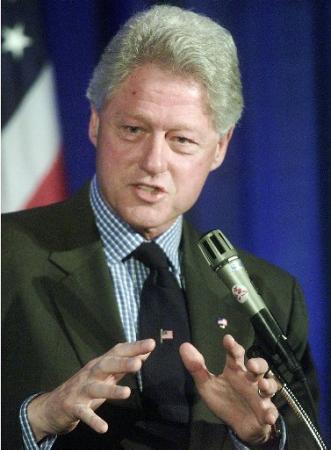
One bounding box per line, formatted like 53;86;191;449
2;186;319;449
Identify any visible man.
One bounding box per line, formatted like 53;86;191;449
2;5;320;449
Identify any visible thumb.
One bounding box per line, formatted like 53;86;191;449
179;342;211;385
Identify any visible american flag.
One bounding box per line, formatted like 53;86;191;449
1;0;67;213
160;329;174;343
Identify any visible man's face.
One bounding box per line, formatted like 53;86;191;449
89;63;232;239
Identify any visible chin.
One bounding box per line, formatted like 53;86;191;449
124;209;173;237
130;218;165;234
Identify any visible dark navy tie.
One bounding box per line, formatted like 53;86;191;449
133;241;193;423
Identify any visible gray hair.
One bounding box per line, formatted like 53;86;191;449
87;5;243;134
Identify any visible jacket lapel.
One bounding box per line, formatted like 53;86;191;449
44;186;140;396
48;243;125;365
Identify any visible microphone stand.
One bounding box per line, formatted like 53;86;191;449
278;383;326;450
247;342;326;450
198;229;328;450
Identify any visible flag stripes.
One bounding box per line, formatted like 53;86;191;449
2;0;67;213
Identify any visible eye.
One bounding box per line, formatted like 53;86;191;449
176;136;191;144
123;125;141;134
119;124;144;141
172;135;199;146
172;135;198;147
170;135;199;154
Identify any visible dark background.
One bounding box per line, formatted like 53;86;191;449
38;0;331;442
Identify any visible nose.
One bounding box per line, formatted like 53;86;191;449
139;134;168;175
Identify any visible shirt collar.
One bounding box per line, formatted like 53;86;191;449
89;176;183;271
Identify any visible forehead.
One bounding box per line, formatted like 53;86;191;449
106;63;212;119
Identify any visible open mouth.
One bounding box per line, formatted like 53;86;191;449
136;184;166;194
133;183;167;201
138;185;160;193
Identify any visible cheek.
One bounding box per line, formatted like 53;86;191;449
174;160;211;200
97;138;132;172
183;158;212;184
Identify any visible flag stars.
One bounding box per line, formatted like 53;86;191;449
2;23;33;59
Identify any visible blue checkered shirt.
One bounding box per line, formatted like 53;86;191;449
90;175;183;344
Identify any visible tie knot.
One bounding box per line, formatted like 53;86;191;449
133;242;169;271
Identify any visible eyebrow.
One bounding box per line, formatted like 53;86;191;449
112;112;148;123
111;110;209;142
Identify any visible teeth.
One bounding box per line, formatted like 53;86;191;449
139;185;157;192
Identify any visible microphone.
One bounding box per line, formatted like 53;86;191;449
198;229;304;382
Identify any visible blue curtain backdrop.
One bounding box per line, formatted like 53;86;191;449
40;0;330;442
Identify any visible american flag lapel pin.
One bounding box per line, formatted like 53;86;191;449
160;329;174;343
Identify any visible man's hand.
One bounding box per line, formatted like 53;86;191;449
28;339;155;442
179;334;280;446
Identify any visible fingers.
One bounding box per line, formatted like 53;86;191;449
181;334;280;444
85;382;131;400
245;357;269;382
257;401;279;426
30;339;155;438
257;376;279;398
108;339;156;358
223;334;246;371
76;340;155;432
93;355;141;377
179;342;211;385
264;407;279;426
73;404;108;434
92;339;156;378
246;357;280;398
223;335;279;413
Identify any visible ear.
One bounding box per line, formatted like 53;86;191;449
88;107;100;147
210;127;234;171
